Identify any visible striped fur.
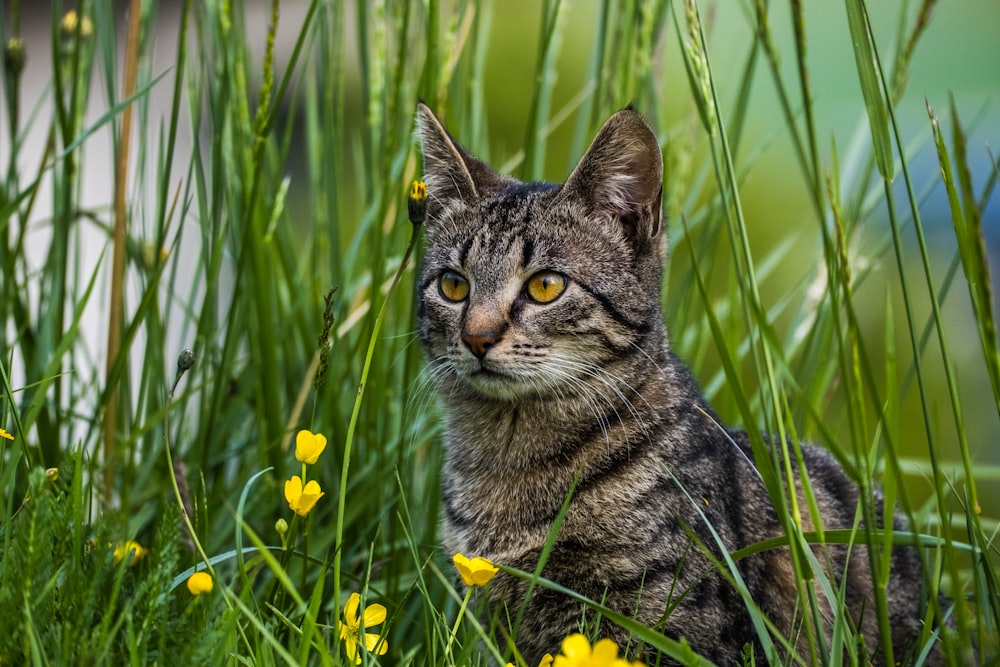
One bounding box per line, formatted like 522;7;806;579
415;102;935;664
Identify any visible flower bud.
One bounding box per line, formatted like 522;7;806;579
4;38;26;77
407;180;427;226
177;349;195;373
61;10;95;39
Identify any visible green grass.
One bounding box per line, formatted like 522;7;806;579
1;0;997;664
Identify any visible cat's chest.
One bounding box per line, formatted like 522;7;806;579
440;407;668;556
443;443;574;534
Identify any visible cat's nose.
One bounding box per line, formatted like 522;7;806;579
461;332;498;360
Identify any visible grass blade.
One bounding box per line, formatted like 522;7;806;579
844;0;894;180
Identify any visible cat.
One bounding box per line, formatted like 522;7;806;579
414;101;938;665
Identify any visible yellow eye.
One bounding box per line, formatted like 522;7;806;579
439;271;470;302
526;271;567;304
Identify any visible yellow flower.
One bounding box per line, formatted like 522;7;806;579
284;475;324;516
112;540;148;566
186;571;213;595
452;553;499;587
552;634;642;667
339;592;388;664
294;429;327;464
0;428;13;440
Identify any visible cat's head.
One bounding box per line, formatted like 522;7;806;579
416;103;665;402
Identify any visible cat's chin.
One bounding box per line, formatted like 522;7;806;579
458;368;544;402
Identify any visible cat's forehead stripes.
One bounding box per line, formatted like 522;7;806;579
520;237;534;268
453;185;557;274
452;223;524;295
481;182;556;220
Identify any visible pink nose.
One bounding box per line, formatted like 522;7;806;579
461;332;497;359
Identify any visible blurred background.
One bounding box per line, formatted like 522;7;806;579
2;2;998;660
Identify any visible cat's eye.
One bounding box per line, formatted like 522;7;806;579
439;271;470;302
526;271;567;304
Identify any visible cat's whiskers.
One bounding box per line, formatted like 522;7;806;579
420;355;469;407
407;356;452;416
524;362;615;445
543;353;654;439
628;340;665;374
536;353;653;450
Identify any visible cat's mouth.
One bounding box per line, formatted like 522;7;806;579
447;350;553;400
461;362;529;399
469;364;508;380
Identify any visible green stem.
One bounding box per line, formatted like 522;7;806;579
445;587;473;658
332;226;419;626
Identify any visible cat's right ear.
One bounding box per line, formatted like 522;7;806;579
416;102;507;214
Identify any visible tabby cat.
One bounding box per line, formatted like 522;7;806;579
415;102;936;664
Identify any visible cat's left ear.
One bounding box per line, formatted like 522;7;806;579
560;108;663;249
